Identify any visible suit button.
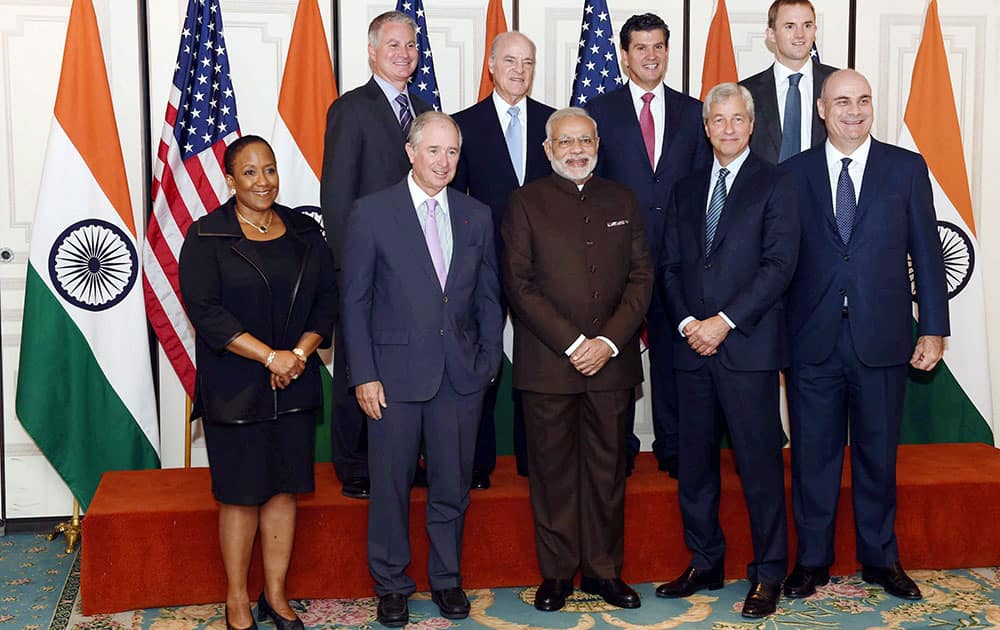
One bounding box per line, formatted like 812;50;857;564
585;240;594;246
584;216;591;224
653;206;663;212
654;176;661;183
439;329;445;336
699;298;705;304
580;194;587;201
704;263;712;270
839;288;846;295
590;264;597;273
592;317;600;325
843;255;850;261
593;290;600;299
442;296;448;303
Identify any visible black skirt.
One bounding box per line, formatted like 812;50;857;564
203;409;316;505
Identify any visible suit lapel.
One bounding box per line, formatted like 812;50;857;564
657;87;681;175
805;148;839;239
478;99;520;189
855;139;887;231
690;171;712;260
364;78;408;143
758;67;783;159
525;99;551;182
444;189;470;291
810;66;830;146
612;87;656;175
710;154;759;253
393;181;444;291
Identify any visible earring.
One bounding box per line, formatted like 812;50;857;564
230;188;236;195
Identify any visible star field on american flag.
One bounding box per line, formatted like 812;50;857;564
395;0;442;110
172;0;239;158
811;42;821;63
571;0;623;106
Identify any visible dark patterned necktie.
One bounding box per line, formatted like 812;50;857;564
705;167;729;256
396;93;412;138
779;73;802;163
836;157;856;244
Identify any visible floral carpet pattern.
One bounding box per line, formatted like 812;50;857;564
3;534;1000;629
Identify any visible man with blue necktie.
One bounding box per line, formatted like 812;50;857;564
781;69;949;601
451;31;555;486
740;0;836;164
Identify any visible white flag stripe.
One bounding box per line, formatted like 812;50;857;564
271;116;319;209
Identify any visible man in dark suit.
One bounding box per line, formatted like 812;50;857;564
503;108;653;612
781;69;949;601
656;83;798;619
740;0;836;164
451;31;555;486
586;13;711;477
341;112;503;627
320;11;433;499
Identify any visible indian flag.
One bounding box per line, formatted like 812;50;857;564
270;0;338;460
15;0;159;510
898;0;995;445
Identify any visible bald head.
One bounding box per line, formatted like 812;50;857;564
817;69;874;154
489;31;537;105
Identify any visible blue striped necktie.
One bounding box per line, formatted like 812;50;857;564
705;167;729;256
836;157;856;244
396;93;412;138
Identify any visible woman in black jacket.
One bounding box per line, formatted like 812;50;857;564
179;135;336;630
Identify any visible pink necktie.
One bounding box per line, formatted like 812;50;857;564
640;92;656;169
424;199;447;290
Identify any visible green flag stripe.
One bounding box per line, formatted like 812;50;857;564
16;265;159;510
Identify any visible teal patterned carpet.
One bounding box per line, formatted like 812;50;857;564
4;533;1000;629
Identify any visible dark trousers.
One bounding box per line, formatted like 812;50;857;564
367;373;484;596
637;289;679;463
787;318;907;568
331;325;367;482
676;361;788;584
522;389;631;580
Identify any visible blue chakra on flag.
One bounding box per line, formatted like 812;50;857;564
48;219;138;311
294;205;325;238
908;220;974;301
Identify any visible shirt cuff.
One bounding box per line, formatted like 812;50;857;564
678;316;696;337
596;336;619;357
718;311;736;329
565;334;586;356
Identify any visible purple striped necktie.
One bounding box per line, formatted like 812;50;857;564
396;93;412;138
424;199;447;289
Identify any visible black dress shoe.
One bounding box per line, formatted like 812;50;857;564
658;454;679;479
580;577;641;609
470;470;491;490
376;593;409;627
256;593;304;630
533;578;574;611
655;566;724;598
784;564;829;598
225;605;257;630
862;562;922;600
431;587;470;619
342;478;370;499
741;582;780;618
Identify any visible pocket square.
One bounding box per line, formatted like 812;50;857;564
607;219;629;228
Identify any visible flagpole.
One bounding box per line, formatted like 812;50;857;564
48;499;82;554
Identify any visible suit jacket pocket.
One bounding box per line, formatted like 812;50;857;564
373;329;409;345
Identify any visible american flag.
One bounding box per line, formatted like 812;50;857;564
395;0;442;110
811;42;821;63
143;0;240;397
571;0;623;106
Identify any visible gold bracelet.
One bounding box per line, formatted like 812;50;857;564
265;350;277;367
292;347;307;362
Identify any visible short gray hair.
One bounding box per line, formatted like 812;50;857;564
545;107;599;140
488;31;537;64
368;11;417;48
408;111;463;148
702;82;755;122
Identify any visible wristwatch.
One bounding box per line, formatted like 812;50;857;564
292;347;307;362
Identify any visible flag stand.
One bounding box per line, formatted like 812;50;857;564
47;499;81;553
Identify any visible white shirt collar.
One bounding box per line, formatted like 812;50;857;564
773;57;813;84
627;80;665;106
711;147;751;181
373;73;408;108
406;171;449;216
825;135;872;171
492;91;526;118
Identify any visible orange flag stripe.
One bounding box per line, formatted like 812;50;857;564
477;0;508;102
53;0;135;235
700;0;738;100
903;0;976;235
278;0;338;181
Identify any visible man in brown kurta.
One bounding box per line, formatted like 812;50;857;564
501;107;653;612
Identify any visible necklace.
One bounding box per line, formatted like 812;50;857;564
236;208;273;233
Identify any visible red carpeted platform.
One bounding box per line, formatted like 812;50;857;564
81;443;1000;614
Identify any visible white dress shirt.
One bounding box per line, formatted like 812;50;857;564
773;58;814;153
492;91;528;185
406;171;453;275
628;80;666;168
677;147;751;336
824;135;871;211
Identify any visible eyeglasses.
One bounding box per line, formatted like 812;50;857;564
550;135;596;149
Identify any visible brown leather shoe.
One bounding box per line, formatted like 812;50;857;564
862;562;922;600
742;582;780;618
655;566;724;598
783;563;830;598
